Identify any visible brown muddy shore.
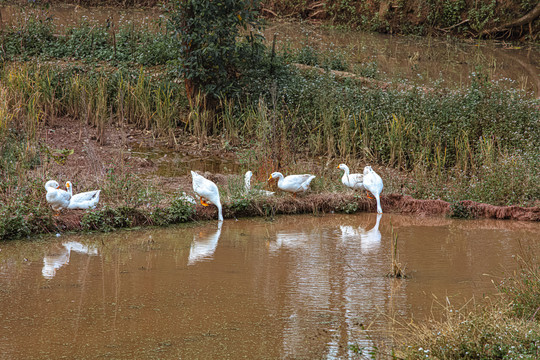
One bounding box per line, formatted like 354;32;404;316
52;193;540;234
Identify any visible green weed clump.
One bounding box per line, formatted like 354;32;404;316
81;206;142;232
0;203;55;241
161;196;195;224
1;19;179;66
81;194;194;232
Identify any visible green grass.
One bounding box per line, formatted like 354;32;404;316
398;253;540;359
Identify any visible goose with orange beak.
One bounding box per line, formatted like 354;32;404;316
44;180;71;216
268;172;316;197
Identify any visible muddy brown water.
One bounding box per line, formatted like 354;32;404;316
130;147;240;177
0;214;538;358
1;4;538;97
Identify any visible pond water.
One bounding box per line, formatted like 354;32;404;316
129;146;240;177
0;214;538;358
0;4;538;97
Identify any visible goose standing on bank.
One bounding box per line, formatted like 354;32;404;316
363;166;384;214
65;181;100;210
268;172;316;197
191;171;223;222
337;164;364;191
245;171;274;196
45;180;71;215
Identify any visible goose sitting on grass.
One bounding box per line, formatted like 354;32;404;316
363;166;384;214
45;180;71;215
65;181;100;210
337;164;365;191
245;171;274;196
191;171;223;222
268;172;316;197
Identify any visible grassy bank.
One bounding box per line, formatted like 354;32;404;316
3;190;539;241
0;17;539;241
395;253;540;360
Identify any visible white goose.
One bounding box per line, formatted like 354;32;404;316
45;180;71;215
191;171;223;222
363;166;384;214
268;172;316;197
245;171;274;196
65;181;100;210
337;164;364;191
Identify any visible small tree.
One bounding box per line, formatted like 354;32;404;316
168;0;263;104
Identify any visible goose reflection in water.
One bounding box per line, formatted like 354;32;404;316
42;241;99;279
340;213;382;253
188;221;222;265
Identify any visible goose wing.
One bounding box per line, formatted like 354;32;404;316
72;190;100;203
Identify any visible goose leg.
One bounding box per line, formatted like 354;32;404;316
366;191;374;199
200;198;210;206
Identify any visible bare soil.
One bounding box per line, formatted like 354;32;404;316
41;117;236;195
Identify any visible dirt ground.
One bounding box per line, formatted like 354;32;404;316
41;117;236;195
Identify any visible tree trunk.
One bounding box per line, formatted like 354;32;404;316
481;2;540;36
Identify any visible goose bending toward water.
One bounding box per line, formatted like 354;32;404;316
45;180;71;215
363;166;384;214
65;181;100;210
268;172;316;197
191;171;223;222
245;171;274;196
337;164;365;191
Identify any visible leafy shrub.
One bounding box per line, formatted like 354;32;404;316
228;195;251;213
340;200;359;214
149;196;194;226
166;196;195;223
449;201;473;219
167;0;264;100
0;206;31;240
295;45;319;66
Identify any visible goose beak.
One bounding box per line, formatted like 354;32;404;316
336;166;339;169
268;176;272;181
